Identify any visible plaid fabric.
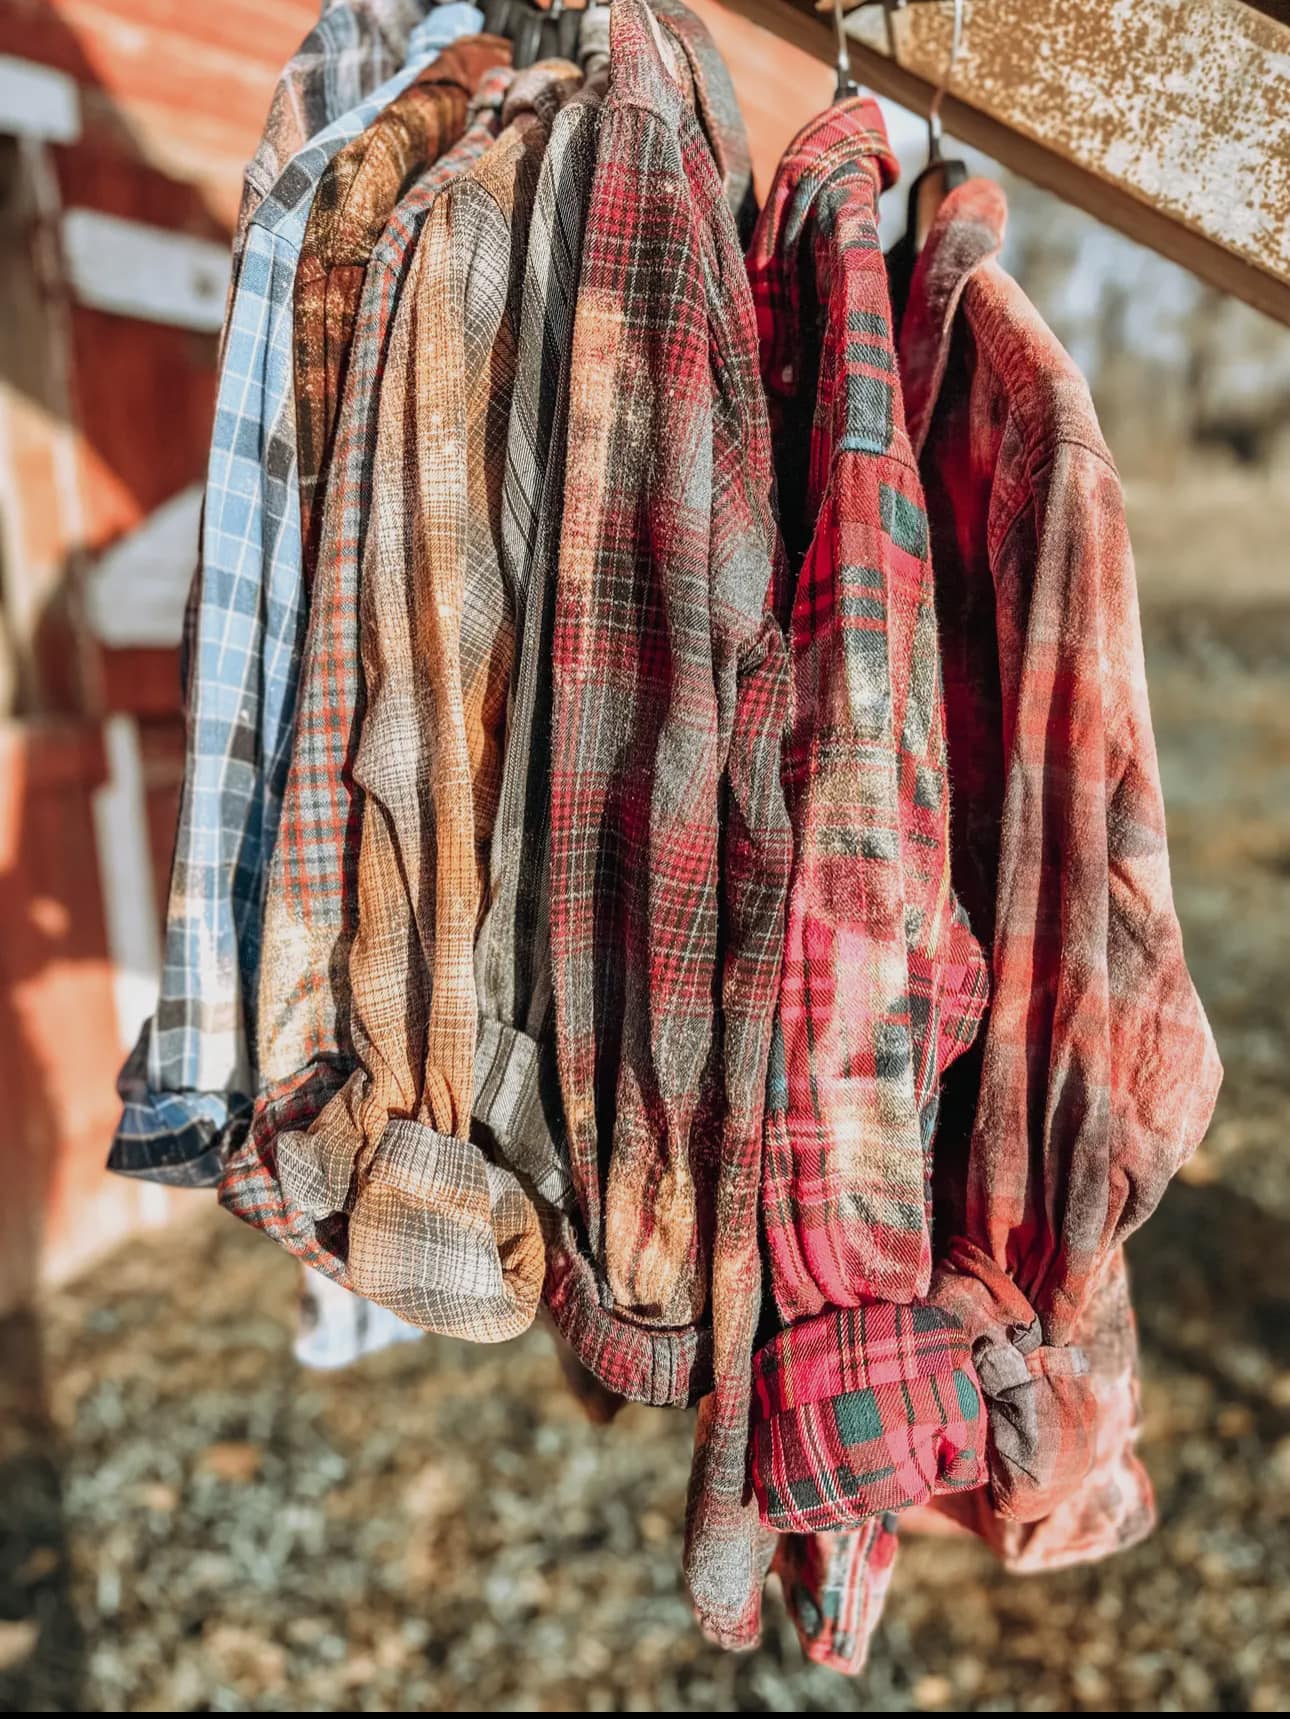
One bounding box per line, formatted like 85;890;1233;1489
547;0;792;1651
107;8;485;1189
897;179;1222;1523
746;101;988;1326
772;1513;899;1675
236;1;437;258
293;36;512;584
751;1302;984;1535
917;1244;1155;1568
222;62;584;1344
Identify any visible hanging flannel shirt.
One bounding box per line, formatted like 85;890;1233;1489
236;0;436;260
253;62;515;1111
896;178;1221;1526
282;38;511;1371
219;65;514;1301
108;6;485;1191
742;103;990;1541
453;14;872;1671
468;55;607;1217
293;35;513;587
546;0;793;1652
477;0;754;1411
224;60;584;1341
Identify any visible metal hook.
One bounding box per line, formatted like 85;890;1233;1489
925;0;965;162
831;0;859;103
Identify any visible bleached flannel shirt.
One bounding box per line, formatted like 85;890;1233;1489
270;52;512;1370
741;103;990;1548
293;35;513;582
108;7;484;1190
462;28;861;1671
748;100;988;1325
223;61;583;1343
546;0;792;1652
898;179;1221;1523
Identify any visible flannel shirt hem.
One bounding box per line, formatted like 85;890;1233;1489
771;1513;900;1675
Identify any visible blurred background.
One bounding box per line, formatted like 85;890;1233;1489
0;0;1286;1710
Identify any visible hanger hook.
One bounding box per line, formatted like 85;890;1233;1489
832;0;858;103
926;0;965;160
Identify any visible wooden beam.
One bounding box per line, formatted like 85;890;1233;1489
719;0;1290;328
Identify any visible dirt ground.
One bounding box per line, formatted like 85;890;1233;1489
0;463;1287;1713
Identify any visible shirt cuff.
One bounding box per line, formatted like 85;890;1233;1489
107;1022;248;1187
928;1238;1098;1523
750;1300;986;1534
772;1513;900;1675
276;1110;543;1344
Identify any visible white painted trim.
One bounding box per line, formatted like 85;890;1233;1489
90;714;162;1052
85;483;200;649
0;57;81;145
61;208;230;333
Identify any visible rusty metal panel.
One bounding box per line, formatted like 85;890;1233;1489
720;0;1290;326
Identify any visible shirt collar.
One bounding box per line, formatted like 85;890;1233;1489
501;58;583;130
607;0;687;121
898;177;1006;453
651;0;753;224
749;97;898;405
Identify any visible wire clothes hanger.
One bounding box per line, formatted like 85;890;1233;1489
831;0;859;103
887;0;970;307
481;0;582;70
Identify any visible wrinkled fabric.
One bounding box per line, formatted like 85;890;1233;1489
220;64;583;1344
915;1244;1155;1567
254;65;514;1108
547;0;792;1652
107;6;485;1190
293;35;513;583
898;178;1221;1523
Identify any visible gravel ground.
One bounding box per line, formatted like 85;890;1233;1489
1;467;1287;1714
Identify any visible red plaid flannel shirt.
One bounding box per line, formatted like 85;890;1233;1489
740;102;989;1554
898;179;1221;1524
747;100;988;1324
545;0;792;1650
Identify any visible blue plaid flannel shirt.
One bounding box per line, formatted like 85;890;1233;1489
109;5;485;1187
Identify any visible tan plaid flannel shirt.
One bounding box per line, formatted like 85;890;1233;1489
270;60;584;1342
